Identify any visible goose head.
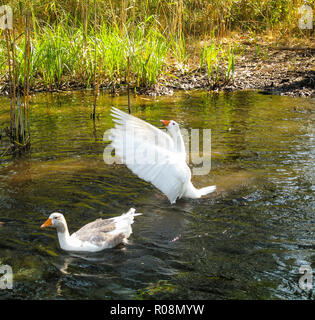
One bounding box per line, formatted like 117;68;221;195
41;212;67;233
160;120;180;136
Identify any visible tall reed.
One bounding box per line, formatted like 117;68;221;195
2;6;31;151
7;0;309;38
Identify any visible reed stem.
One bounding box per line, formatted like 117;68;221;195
127;55;131;114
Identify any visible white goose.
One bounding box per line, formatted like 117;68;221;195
110;107;216;204
40;208;141;252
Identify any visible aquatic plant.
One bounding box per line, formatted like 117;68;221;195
200;41;221;87
225;45;235;83
200;41;236;87
2;8;31;152
128;21;169;88
170;33;190;72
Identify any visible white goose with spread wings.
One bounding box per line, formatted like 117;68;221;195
110;107;216;204
40;208;141;252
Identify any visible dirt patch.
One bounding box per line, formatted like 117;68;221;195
230;46;314;97
152;46;315;98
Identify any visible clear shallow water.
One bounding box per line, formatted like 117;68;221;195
0;90;314;300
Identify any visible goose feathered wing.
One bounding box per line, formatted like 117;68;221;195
73;218;116;238
110;107;190;204
72;218;122;247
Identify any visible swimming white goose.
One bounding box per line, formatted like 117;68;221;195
110;107;216;204
40;208;141;252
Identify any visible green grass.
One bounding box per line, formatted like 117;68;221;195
200;41;236;87
170;34;190;72
129;23;169;87
0;19;171;90
225;45;235;83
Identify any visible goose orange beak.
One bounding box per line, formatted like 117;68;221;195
160;120;170;126
41;218;52;228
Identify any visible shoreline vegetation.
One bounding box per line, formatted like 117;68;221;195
0;0;314;99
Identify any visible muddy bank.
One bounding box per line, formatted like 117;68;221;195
156;46;314;98
0;46;314;98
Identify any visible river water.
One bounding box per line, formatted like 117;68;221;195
0;90;314;299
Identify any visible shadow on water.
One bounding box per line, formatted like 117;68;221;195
0;90;314;299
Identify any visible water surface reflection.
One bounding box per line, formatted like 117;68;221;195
0;90;314;299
